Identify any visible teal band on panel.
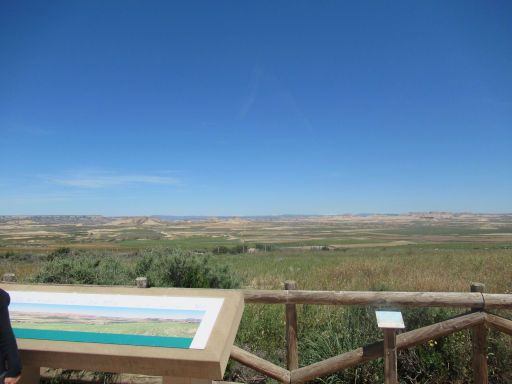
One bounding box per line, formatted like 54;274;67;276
14;328;193;349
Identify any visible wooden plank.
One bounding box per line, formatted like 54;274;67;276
284;281;299;371
230;346;290;383
243;290;289;304
290;345;374;383
486;313;512;336
212;382;243;384
243;290;512;309
162;377;212;384
291;312;485;383
243;290;488;308
481;294;512;309
396;312;486;350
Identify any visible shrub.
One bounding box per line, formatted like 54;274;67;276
212;245;230;254
32;248;239;289
1;251;15;259
139;248;239;288
255;243;274;252
31;253;130;286
46;247;72;261
229;244;247;254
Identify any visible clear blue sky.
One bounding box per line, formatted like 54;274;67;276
11;303;204;320
1;1;511;216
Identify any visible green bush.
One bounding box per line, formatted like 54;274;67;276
212;245;230;254
1;251;15;259
31;252;130;286
46;247;72;261
211;244;249;255
255;243;274;252
32;248;239;289
137;248;239;288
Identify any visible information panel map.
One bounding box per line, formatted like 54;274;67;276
9;291;224;350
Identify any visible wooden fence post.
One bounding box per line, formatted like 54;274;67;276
285;280;299;371
136;276;148;288
470;282;488;384
383;328;398;384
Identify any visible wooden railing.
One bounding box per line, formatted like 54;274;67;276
3;274;511;384
229;282;512;384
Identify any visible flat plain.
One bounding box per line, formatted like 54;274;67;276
1;212;511;293
1;212;512;253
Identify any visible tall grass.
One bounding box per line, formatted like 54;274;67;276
215;246;512;383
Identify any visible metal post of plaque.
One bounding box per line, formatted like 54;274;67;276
376;311;405;384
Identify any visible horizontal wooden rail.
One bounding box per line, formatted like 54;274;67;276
291;311;486;383
486;313;512;336
242;290;512;309
230;346;290;383
229;308;512;383
229;312;491;384
397;311;486;350
233;285;512;384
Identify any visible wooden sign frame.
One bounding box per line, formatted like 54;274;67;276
1;284;244;383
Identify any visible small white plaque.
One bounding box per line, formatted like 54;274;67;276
375;311;405;329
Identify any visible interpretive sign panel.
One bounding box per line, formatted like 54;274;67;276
10;291;223;349
375;310;405;329
2;284;244;382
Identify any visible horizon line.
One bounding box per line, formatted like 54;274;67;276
2;211;512;218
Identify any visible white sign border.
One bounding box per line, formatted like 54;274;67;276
9;290;224;350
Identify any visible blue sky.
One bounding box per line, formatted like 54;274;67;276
1;1;511;215
11;302;204;320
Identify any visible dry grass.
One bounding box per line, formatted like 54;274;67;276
216;246;512;294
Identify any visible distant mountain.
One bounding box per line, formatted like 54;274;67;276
0;215;110;225
1;212;510;226
110;216;164;226
153;215;212;222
